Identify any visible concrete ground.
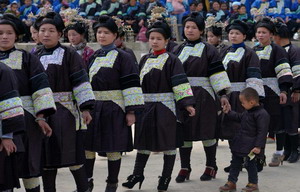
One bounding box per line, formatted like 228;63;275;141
16;140;300;192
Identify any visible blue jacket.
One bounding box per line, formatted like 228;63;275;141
19;4;39;20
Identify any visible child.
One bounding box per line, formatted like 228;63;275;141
219;87;270;192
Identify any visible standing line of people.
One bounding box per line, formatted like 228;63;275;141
0;11;300;192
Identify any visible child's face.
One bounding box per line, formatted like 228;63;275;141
239;95;256;110
196;3;203;11
238;6;246;14
221;3;227;11
24;0;32;6
190;4;196;12
11;4;18;11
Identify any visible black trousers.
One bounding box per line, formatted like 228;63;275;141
228;154;258;184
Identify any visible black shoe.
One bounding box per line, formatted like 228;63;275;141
88;179;94;191
175;168;191;183
105;183;118;192
287;151;299;163
157;176;171;191
200;166;218;181
122;175;144;189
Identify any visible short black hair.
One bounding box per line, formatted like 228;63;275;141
240;87;259;103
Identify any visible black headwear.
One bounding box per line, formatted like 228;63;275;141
146;20;171;39
274;19;290;39
0;13;25;36
183;12;205;31
226;19;248;35
93;15;118;35
255;17;275;34
36;12;65;32
207;25;222;37
65;21;86;35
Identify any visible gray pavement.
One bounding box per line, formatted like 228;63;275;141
16;140;300;192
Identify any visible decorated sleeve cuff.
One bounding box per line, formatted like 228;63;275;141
0;97;24;120
275;62;293;80
32;87;56;116
209;71;231;95
172;82;193;102
73;82;95;107
122;87;144;111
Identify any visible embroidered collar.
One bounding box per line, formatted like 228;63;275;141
232;42;245;49
72;42;87;51
0;47;16;59
153;49;166;56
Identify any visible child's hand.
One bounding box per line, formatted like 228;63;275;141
126;112;136;126
221;96;231;114
0;139;17;156
185;105;195;117
251;147;261;155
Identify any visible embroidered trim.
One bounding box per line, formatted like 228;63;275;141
246;78;265;97
32;88;56;115
230;82;246;92
140;53;169;84
209;71;231;94
52;92;74;102
188;77;215;99
143;92;176;115
292;65;300;78
178;43;206;63
202;139;217;147
23;178;40;189
172;83;193;102
1;50;23;70
122;87;144;107
0;97;24;120
52;92;84;130
106;152;122;161
163;150;177;155
222;47;245;70
256;45;272;60
39;47;65;70
73;82;95;106
275;63;293;79
93;90;125;112
20;96;35;117
262;77;280;96
89;50;118;81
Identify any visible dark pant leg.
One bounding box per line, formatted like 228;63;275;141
245;159;258;184
228;154;243;184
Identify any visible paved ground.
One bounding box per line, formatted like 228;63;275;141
16;140;300;192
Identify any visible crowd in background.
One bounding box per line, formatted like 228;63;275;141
0;0;299;42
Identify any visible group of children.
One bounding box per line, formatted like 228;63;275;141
0;7;300;192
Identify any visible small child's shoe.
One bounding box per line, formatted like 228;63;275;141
219;181;236;192
241;183;259;192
